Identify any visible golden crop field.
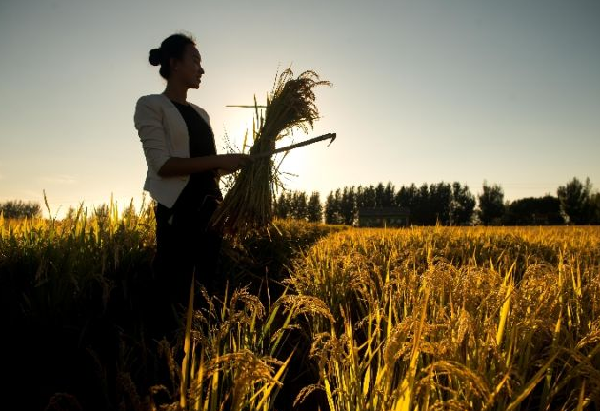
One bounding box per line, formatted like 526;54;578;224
2;203;599;410
285;225;600;410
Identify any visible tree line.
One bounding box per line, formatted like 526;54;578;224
272;177;600;225
2;177;598;225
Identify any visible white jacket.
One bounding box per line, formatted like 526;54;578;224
133;93;215;208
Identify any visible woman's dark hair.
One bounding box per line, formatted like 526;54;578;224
148;32;196;80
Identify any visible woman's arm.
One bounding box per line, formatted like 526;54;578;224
158;155;253;177
157;156;220;177
134;96;253;178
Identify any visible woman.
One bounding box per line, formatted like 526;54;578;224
133;32;253;341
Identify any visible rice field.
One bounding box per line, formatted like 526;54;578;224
285;225;600;410
2;200;599;410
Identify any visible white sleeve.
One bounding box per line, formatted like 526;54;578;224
133;96;171;175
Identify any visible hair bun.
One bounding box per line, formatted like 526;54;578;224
149;48;163;66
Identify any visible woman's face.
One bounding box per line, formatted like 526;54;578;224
170;44;205;88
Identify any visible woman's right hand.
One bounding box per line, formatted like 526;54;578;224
217;153;255;173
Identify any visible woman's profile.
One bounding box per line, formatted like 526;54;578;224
133;32;253;343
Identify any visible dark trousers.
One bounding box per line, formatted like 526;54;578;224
148;194;224;342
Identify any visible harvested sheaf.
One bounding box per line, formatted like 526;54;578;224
209;67;334;238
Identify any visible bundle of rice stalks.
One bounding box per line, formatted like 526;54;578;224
209;67;334;238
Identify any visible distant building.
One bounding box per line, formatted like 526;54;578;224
357;206;410;227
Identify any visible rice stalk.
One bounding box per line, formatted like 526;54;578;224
209;67;332;238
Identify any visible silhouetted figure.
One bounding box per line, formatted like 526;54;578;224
133;32;253;393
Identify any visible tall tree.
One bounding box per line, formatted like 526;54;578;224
557;177;592;224
504;195;564;225
395;183;419;212
291;191;309;221
324;191;336;224
450;182;476;225
430;182;451;225
362;185;377;207
589;192;600;224
340;186;356;225
383;182;396;207
374;183;385;208
274;191;290;219
325;189;344;225
355;186;367;209
415;183;433;225
477;182;505;225
307;191;323;223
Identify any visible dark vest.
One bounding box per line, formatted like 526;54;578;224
169;99;223;209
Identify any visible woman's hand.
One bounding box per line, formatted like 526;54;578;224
216;153;255;174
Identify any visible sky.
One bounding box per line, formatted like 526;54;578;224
1;0;599;219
